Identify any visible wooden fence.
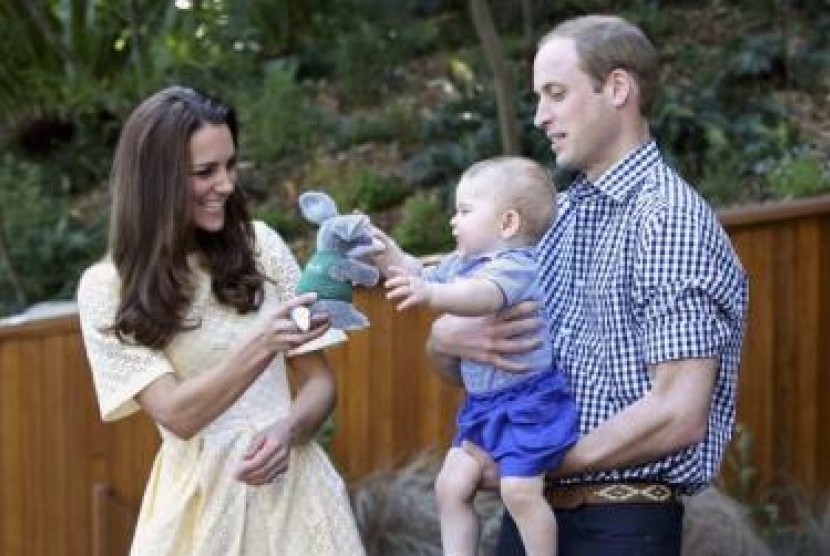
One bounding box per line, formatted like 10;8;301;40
1;195;829;555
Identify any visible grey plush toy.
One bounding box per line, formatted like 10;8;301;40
293;191;381;330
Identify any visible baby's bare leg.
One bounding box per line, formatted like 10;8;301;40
501;475;557;556
435;447;485;556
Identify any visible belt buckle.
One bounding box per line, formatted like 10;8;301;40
595;483;674;504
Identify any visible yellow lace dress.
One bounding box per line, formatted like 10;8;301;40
77;221;365;556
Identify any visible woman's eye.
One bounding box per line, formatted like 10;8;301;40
192;167;214;178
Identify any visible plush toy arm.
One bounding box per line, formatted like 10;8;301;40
346;237;385;260
328;259;380;287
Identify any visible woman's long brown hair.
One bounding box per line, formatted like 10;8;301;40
108;86;264;348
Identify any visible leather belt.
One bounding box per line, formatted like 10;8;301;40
544;482;679;510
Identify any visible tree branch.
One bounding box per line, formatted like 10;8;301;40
469;0;521;155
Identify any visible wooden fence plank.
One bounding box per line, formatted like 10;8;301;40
728;226;776;494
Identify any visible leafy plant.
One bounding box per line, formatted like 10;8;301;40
767;152;830;199
391;191;453;256
333;168;412;214
0;154;105;316
236;59;327;169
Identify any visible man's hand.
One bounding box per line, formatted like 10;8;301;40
428;300;544;373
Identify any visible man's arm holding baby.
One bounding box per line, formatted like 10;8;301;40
424;308;541;386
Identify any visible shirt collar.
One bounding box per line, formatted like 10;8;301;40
569;140;660;204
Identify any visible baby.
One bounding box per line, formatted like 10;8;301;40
374;156;579;556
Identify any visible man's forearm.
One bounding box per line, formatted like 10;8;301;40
558;357;717;477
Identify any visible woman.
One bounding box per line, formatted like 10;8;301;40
77;86;365;555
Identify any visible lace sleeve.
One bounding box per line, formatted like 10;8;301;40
254;221;302;301
76;262;175;421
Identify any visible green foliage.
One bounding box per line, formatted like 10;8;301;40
330;168;412;214
328;20;410;105
403;89;503;191
0;154;106;315
334;100;422;151
391;192;453;256
318;1;440;105
236;60;326;167
767;152;830;199
253;198;307;242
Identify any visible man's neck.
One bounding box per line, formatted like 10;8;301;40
585;122;652;182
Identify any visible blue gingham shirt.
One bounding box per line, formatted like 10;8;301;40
425;248;553;393
537;141;748;493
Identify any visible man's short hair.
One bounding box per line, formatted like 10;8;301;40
540;15;659;115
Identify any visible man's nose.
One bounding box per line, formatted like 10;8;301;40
534;101;548;129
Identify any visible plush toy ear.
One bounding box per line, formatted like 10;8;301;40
299;191;339;225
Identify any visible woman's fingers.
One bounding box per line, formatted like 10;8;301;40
276;292;317;316
235;436;290;485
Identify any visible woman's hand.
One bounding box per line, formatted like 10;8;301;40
234;418;293;486
253;293;330;354
428;300;544;373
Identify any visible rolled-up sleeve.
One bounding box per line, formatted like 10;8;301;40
636;205;747;364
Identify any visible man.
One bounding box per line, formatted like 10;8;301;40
425;14;749;555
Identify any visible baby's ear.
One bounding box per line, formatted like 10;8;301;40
500;209;522;239
299;191;339;225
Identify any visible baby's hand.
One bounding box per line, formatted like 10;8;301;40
369;227;423;277
384;266;432;311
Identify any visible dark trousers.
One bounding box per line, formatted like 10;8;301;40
495;502;684;556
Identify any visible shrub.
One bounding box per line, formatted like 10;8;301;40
0;155;106;316
391;191;453;256
767;152;830;199
236;60;327;169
